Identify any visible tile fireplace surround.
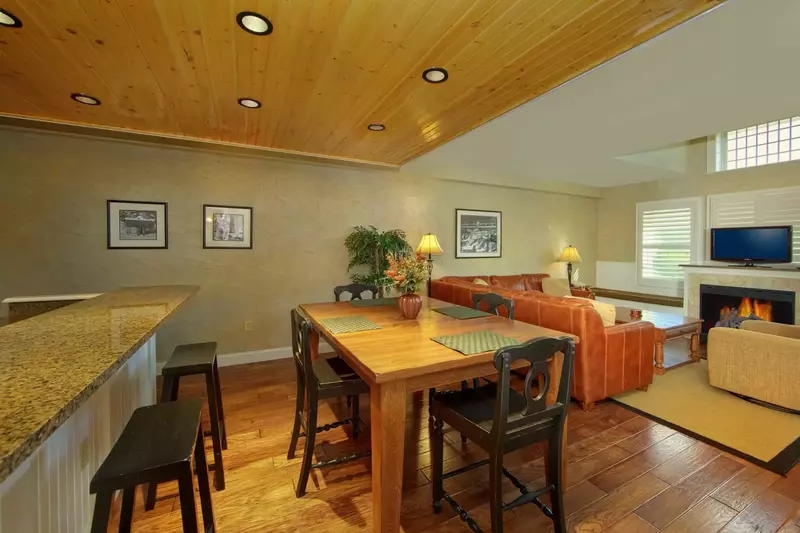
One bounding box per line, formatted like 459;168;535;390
683;264;800;325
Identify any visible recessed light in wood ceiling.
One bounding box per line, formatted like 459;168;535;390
0;0;726;166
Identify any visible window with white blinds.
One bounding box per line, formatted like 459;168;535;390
707;186;800;263
636;198;703;289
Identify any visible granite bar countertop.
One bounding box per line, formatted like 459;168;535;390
0;285;198;483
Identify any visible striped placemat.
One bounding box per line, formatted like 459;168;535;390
320;316;381;334
349;297;398;307
431;330;520;355
433;306;492;320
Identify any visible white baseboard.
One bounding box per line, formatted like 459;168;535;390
156;341;334;375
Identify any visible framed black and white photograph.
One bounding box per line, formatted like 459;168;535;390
203;204;253;249
455;208;502;258
107;200;168;249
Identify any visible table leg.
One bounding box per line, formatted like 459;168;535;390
654;331;665;375
309;328;320;360
544;351;567;490
690;330;700;361
370;380;407;533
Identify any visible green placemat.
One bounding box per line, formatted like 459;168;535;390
349;297;398;307
320;316;381;334
431;331;520;355
433;306;492;320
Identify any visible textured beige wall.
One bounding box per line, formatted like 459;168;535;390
598;161;800;262
0;128;597;358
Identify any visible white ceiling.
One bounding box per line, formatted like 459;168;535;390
402;0;800;189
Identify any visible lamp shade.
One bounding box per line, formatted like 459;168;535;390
558;245;582;263
417;233;443;255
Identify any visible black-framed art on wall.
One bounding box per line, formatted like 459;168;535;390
203;204;253;249
107;200;168;249
455;208;502;258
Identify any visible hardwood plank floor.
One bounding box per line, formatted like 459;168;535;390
109;359;799;532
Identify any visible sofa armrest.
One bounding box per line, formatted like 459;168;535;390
708;328;800;410
741;320;800;340
604;321;654;334
570;287;595;300
598;319;656;398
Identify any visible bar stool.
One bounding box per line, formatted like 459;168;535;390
146;341;226;511
90;398;216;533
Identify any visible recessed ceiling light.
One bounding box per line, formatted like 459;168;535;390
71;93;101;106
238;98;261;109
0;8;22;28
236;11;273;35
422;67;448;84
367;123;386;132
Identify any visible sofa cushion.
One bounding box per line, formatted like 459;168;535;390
567;296;616;327
522;274;549;292
490;275;527;291
542;278;571;297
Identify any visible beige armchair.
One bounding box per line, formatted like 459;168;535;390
707;321;800;411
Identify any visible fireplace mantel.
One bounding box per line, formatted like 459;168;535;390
681;264;800;279
682;265;800;325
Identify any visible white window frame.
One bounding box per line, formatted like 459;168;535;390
706;186;800;264
714;116;800;172
636;197;705;290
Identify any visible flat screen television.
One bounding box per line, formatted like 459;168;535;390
710;226;793;264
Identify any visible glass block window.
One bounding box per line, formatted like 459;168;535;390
725;117;800;170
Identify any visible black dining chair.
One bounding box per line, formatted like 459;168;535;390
428;293;517;427
334;283;379;301
431;336;576;533
287;307;371;497
472;293;515;319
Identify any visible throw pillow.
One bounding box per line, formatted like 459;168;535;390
566;296;616;327
541;277;571;297
473;278;489;286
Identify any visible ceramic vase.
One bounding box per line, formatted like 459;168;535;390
398;292;422;320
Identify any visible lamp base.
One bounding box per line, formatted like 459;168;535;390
426;257;434;297
567;262;573;288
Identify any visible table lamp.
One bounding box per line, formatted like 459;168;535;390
558;245;582;287
417;233;443;297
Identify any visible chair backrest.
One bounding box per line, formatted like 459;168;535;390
490;336;575;443
472;292;515;319
334;283;379;301
290;307;319;392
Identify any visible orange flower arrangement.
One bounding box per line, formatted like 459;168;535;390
385;252;428;294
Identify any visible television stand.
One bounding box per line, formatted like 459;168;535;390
729;262;771;268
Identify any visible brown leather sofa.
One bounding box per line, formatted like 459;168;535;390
431;274;655;410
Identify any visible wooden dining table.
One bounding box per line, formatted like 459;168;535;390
300;296;577;533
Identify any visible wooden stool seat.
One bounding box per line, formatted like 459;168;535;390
146;341;227;511
90;398;216;533
162;341;218;375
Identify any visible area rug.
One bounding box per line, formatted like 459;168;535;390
612;361;800;474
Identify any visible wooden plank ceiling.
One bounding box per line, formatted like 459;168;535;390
0;0;725;166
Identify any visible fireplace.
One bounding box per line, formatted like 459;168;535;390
699;284;796;338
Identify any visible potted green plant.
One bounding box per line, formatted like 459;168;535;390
344;226;412;296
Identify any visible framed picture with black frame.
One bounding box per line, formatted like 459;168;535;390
455;208;502;258
203;204;253;249
107;200;168;249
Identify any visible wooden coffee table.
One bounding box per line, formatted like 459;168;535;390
616;307;702;375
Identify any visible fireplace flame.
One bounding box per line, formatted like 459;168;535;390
719;297;773;322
